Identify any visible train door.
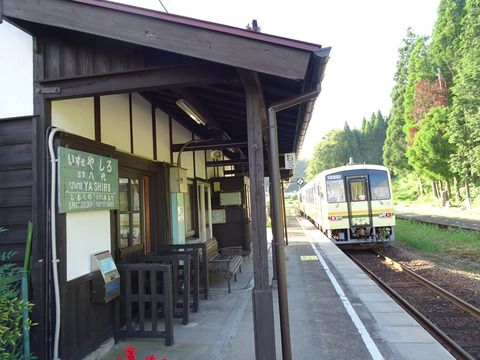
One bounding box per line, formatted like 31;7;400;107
346;176;372;228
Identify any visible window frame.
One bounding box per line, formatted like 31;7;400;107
117;169;149;257
369;170;391;201
326;177;346;203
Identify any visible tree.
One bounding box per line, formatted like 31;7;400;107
383;30;417;175
306;115;388;180
407;107;453;180
430;0;466;88
306;130;347;179
403;36;434;147
448;0;480;179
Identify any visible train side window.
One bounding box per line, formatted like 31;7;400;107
326;179;345;203
370;171;391;200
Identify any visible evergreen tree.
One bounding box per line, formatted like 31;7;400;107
383;30;417;175
402;35;434;146
448;0;480;178
408;107;453;180
430;0;466;89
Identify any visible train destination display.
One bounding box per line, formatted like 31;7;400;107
58;147;119;213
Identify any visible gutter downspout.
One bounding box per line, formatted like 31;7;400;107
48;128;62;360
268;90;319;360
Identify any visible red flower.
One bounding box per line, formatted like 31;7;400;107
124;345;137;360
145;355;157;360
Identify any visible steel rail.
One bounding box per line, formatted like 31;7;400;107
375;251;480;322
346;251;476;360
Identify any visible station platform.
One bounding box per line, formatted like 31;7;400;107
99;217;454;360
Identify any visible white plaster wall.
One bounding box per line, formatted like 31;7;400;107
156;109;171;163
132;93;153;159
100;94;131;153
0;22;33;118
195;150;206;179
172;120;194;178
66;211;111;281
206;150;224;178
52;98;95;140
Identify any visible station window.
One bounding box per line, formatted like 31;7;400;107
326;179;345;203
119;176;147;252
370;171;391;200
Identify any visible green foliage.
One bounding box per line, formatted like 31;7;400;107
392;173;423;202
407;107;454;180
402;36;434;146
448;0;480;179
430;0;466;88
383;30;417;175
396;219;480;266
0;252;34;359
307;113;387;179
306;129;347;179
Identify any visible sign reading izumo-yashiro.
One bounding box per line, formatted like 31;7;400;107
58;147;119;213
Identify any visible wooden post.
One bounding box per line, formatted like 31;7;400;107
240;70;276;360
31;36;50;359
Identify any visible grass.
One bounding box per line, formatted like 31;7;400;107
395;219;480;257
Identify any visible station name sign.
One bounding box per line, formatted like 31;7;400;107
58;147;119;213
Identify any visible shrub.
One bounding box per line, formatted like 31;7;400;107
0;243;34;358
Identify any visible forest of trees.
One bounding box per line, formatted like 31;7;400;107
306;111;388;179
305;0;480;205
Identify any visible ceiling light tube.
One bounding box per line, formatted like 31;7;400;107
176;99;207;126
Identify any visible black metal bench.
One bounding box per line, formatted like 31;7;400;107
206;238;243;293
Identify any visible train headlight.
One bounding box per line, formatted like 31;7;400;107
328;215;343;221
379;212;393;218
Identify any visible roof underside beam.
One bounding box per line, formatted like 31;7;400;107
4;0;312;79
171;140;247;152
37;64;238;99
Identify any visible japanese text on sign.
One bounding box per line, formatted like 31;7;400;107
284;153;296;170
58;147;119;213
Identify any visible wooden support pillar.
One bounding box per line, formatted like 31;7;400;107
31;36;50;360
240;69;276;360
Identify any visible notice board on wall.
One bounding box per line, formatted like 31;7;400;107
58;147;119;213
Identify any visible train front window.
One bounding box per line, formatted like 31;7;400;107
349;179;367;201
326;179;345;203
370;171;391;200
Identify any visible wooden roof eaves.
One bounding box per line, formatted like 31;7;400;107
293;47;331;155
4;0;314;80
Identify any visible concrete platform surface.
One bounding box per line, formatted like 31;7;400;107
98;217;454;360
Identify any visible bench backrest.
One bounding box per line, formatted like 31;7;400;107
206;238;219;261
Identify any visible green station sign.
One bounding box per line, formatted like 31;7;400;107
58;147;119;213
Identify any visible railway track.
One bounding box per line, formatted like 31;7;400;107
345;250;480;360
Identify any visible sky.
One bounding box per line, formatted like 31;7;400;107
114;0;441;158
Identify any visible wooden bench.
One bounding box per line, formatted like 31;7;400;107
206;238;243;293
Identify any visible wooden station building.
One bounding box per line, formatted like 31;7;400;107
0;1;330;359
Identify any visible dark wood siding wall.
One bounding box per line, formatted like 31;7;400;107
39;29;193;81
0;116;34;263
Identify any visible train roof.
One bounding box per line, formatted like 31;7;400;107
321;163;389;177
298;164;390;193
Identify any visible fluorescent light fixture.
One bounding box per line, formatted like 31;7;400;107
176;99;207;126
